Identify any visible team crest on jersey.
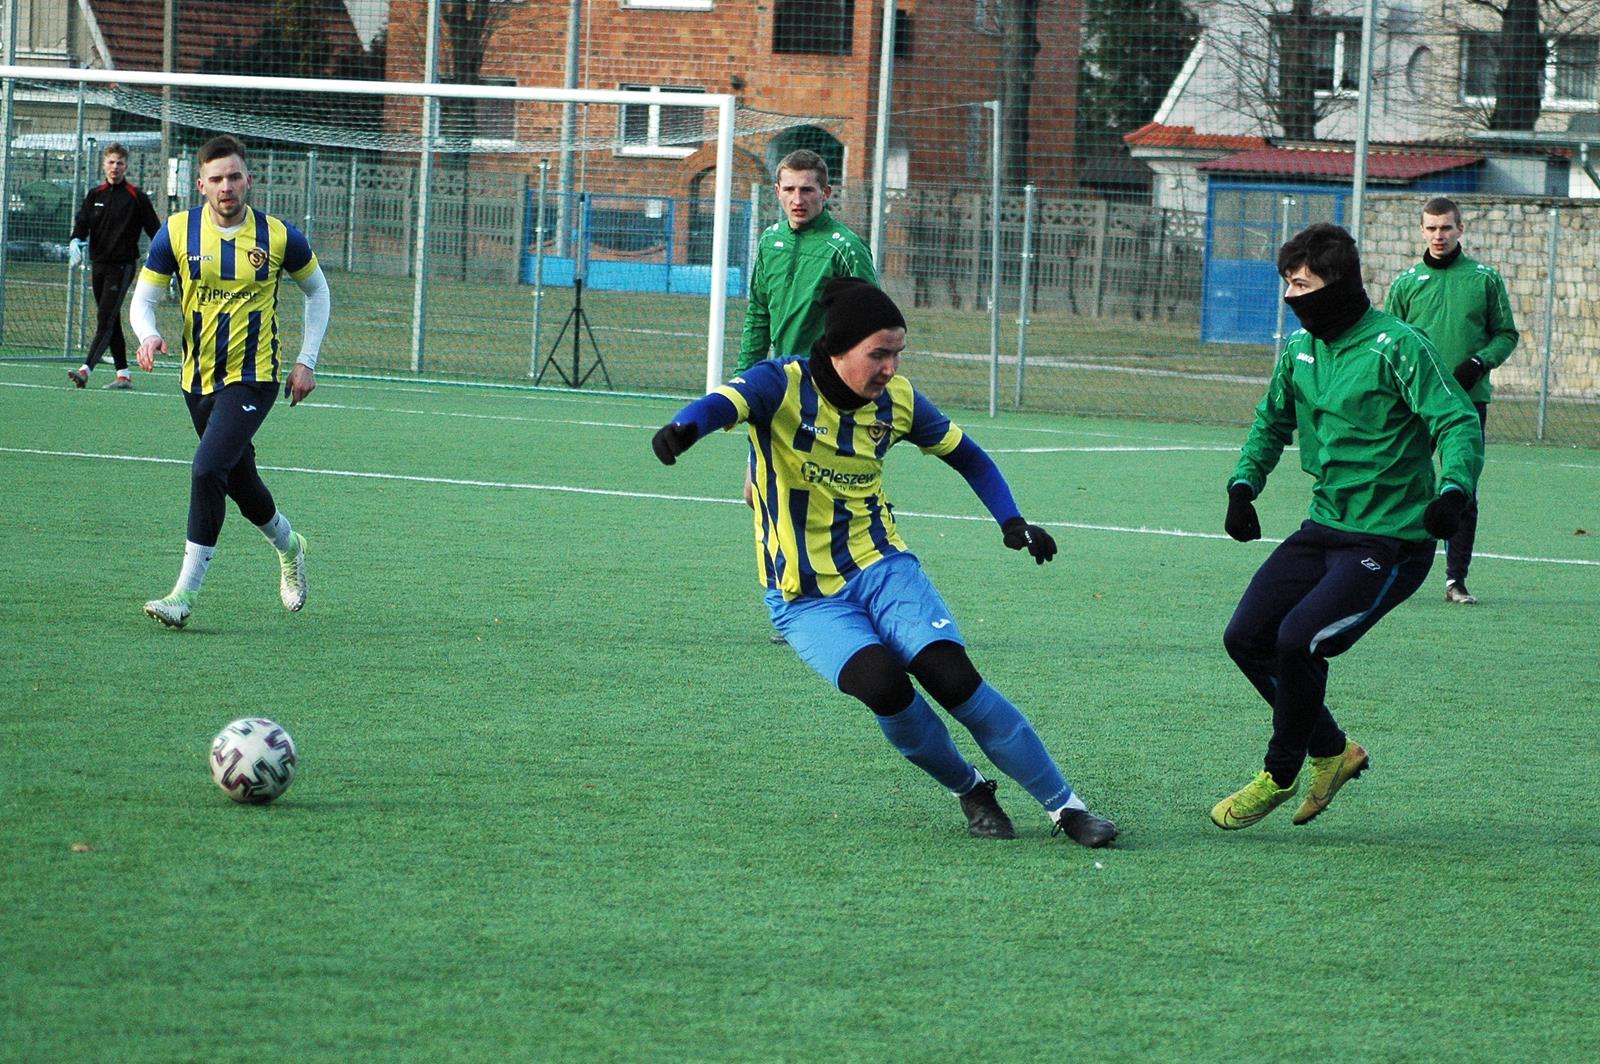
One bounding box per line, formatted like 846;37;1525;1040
247;247;268;270
867;420;891;442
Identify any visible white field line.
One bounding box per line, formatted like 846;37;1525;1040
4;445;1597;568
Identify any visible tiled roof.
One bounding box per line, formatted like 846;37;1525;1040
1197;147;1483;183
88;0;366;75
1122;122;1267;151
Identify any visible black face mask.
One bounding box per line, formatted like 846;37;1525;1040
1283;269;1370;343
809;343;871;409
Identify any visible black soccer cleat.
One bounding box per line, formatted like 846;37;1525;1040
1052;808;1119;848
958;779;1017;839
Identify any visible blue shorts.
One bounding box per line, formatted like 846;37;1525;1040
766;552;965;688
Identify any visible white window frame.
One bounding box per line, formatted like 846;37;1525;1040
1546;35;1600;110
1460;33;1600;110
1312;25;1361;99
468;76;519;150
617;85;705;159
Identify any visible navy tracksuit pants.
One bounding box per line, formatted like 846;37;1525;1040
1223;520;1434;783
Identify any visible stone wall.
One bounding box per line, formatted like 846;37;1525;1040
1360;194;1600;400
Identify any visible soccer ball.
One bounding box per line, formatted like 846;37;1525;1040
210;718;298;804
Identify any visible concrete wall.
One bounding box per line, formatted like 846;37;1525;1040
1361;193;1600;400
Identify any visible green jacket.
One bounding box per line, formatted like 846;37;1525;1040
1231;307;1483;541
736;207;875;372
1384;252;1518;403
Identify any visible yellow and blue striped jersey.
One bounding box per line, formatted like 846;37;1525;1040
140;207;318;394
715;357;964;600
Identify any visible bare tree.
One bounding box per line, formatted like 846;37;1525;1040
1459;0;1600;131
1186;0;1380;140
998;0;1042;188
438;0;515;151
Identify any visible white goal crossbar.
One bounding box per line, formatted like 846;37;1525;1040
0;65;738;391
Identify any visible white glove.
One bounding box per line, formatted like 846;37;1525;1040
69;239;86;267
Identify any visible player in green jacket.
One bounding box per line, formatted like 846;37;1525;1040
736;149;876;373
1211;223;1483;833
1384;197;1518;604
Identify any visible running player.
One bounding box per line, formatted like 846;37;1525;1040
130;135;330;629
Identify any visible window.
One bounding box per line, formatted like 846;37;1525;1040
1272;17;1360;98
894;11;914;60
973;0;1000;36
619;85;705;158
1310;23;1361;96
1461;33;1600;107
472;76;517;144
1460;32;1500;102
1549;36;1599;105
440;76;516;147
773;0;854;55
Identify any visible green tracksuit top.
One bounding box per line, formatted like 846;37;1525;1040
736;207;876;372
1231;306;1484;541
1384;252;1518;404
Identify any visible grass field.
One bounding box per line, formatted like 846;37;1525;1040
3;358;1599;1062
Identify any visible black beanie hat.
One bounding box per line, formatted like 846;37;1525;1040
819;278;906;356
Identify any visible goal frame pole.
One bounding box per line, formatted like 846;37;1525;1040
0;65;734;388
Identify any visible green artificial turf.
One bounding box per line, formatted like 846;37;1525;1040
2;360;1597;1062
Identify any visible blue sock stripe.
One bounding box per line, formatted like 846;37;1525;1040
949;682;1074;810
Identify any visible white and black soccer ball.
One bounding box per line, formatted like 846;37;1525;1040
210;718;298;804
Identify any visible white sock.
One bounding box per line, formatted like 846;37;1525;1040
78;363;91;375
1050;794;1088;820
116;369;131;379
257;511;294;553
174;541;215;594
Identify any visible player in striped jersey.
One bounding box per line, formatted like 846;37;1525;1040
130;135;331;629
654;279;1117;847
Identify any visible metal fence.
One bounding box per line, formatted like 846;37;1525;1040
5;135;1596;447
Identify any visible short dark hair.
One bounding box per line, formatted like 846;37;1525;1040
1422;196;1461;225
101;142;128;160
1278;222;1360;284
197;135;248;167
775;149;829;186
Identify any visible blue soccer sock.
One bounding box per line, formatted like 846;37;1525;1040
875;692;981;795
947;682;1074;811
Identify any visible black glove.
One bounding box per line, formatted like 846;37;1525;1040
1224;482;1261;543
1002;517;1057;565
1423;489;1470;539
651;422;699;466
1453;357;1488;391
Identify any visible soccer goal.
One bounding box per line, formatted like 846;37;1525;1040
0;65;823;395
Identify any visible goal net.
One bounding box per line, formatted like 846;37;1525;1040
0;66;835;396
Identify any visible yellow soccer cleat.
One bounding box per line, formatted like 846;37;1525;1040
1293;741;1370;825
1210;771;1299;830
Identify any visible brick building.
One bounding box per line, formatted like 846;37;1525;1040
381;0;1083;202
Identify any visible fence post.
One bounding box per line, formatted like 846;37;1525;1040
1274;195;1297;357
64;85;87;362
1537;206;1558;440
986;98;1001;419
344;155;357;271
1015;183;1035;408
1091;199;1109;317
528;158;548;378
303;150;317;240
746;182;761;300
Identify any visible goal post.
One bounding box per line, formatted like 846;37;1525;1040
0;64;750;394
